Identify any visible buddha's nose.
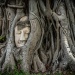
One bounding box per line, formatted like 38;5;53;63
20;31;25;41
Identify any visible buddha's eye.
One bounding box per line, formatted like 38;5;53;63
17;31;21;34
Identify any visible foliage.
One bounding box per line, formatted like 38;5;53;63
0;36;6;42
0;67;45;75
0;70;75;75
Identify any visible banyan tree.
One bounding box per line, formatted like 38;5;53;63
0;0;75;74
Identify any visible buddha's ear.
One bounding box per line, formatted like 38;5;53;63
15;26;18;32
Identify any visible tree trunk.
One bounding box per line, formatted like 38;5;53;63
0;0;75;73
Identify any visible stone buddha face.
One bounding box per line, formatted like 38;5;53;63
15;16;30;47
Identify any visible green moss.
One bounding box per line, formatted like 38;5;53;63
0;36;6;41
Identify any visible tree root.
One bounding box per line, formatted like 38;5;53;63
33;53;46;72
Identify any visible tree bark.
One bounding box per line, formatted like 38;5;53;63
0;0;75;73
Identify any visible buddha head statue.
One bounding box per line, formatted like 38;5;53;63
15;16;30;47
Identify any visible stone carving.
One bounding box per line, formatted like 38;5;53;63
15;16;30;47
